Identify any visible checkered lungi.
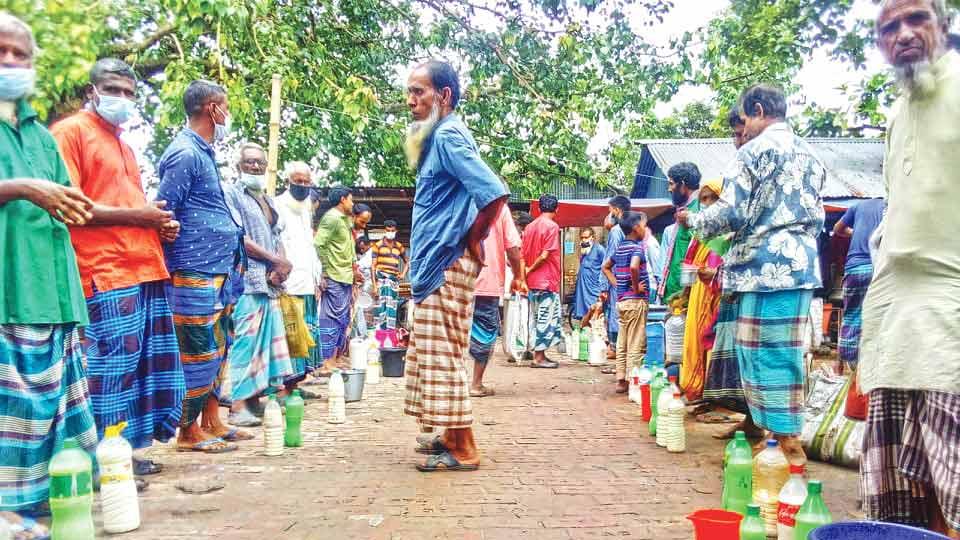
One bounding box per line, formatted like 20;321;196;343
227;294;294;401
469;296;501;365
404;255;480;429
376;271;401;331
839;263;873;366
528;289;562;352
862;388;960;531
703;295;748;413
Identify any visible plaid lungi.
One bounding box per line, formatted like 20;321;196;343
166;271;234;427
862;388;960;531
839;263;873;366
84;281;185;449
469;296;501;365
404;255;480;429
703;296;748;413
0;324;97;511
376;272;401;331
317;279;353;361
228;294;294;401
735;290;811;436
528;289;561;352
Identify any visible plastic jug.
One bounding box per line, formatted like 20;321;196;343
740;504;767;540
349;338;369;370
638;364;654;421
628;367;641;403
264;394;284;456
664;308;686;365
686;509;743;540
754;439;791;536
655;375;678;447
49;438;94;540
578;327;590;361
777;464;808;540
648;369;666;436
722;431;753;515
96;422;140;533
284;390;305;448
794;480;832;540
366;345;381;384
588;336;607;366
664;392;686;453
328;369;346;424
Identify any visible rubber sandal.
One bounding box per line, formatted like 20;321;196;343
218;427;255;442
600;366;616;374
469;387;495;398
530;360;559;369
415;451;479;472
135;478;149;493
177;438;238;454
415;438;449;455
133;457;164;476
696;411;734;424
228;409;262;427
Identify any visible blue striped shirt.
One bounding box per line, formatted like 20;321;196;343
613;239;647;301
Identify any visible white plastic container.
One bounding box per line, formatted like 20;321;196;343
263;396;284;456
328;370;346;424
656;377;679;447
664;309;686;365
588;337;607;366
96;421;140;533
628;366;641;403
777;464;808;540
366;346;381;385
664;392;686;453
349;338;369;370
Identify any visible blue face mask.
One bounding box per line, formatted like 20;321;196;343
0;67;36;101
94;87;135;126
212;105;231;142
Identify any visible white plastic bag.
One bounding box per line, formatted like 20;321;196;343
503;294;530;361
800;368;864;469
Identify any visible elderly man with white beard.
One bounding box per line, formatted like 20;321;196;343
858;1;960;536
402;60;508;472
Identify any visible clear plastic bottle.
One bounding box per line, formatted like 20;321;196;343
571;326;581;360
753;439;791;537
665;391;686;453
655;375;678;447
664;308;685;365
794;480;832;540
366;345;381;385
740;504;767;540
722;431;753;516
263;395;284;456
49;438;95;540
96;421;140;533
628;366;641;403
648;369;666;437
328;369;346;424
777;464;808;540
579;327;590;361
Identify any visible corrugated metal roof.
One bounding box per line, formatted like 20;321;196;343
637;137;886;199
510;176;616;202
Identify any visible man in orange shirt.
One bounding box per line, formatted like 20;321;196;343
52;58;188;477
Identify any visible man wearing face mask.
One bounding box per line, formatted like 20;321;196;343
51;58;185;480
156;80;245;454
371;220;408;337
572;228;605;321
0;12;98;513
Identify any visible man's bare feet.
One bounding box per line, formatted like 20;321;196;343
776;435;807;467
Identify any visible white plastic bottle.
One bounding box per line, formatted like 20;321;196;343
665;392;686;453
628;366;641;403
588;335;607;366
777;464;808;540
96;421;140;533
366;345;381;385
263;395;284;456
328;370;346;424
655;376;679;447
349;337;369;370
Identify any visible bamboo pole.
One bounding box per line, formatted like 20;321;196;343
266;74;282;196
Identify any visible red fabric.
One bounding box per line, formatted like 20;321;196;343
845;371;869;421
530;199;674;228
522;215;561;293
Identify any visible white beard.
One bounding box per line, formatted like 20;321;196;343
404;102;440;170
894;59;937;97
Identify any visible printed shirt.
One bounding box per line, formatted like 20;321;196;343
224;185;283;297
475;204;522;298
51;110;168;297
410;114;509;302
688;122;826;293
522;215;562;293
0;99;88;325
314;207;355;285
275;191;321;296
839;198;885;272
156;128;243;276
612;239;648;301
371;239;406;277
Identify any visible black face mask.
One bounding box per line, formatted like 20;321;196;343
289;184;311;201
580;241;592;248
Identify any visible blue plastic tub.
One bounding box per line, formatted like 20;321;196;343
809;522;950;540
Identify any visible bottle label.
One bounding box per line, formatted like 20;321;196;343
777;502;801;527
100;461;133;484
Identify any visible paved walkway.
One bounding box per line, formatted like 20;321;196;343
117;349;860;539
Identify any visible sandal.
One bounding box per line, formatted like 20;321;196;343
216;427;255;442
600;366;616;375
415;451;479;472
177;438;238;454
415;437;449;455
469;386;495;398
697;411;735;424
228;409;262;427
530;359;559;369
133;457;164;476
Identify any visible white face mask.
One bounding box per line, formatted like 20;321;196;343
93;87;135;126
385;231;397;240
240;172;266;191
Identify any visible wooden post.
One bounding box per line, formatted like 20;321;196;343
266;74;282;196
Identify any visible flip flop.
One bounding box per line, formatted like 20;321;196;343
217;427;255;442
133;457;164;476
600;366;616;374
415;438;449;455
530;360;559;369
469;387;495;398
415;451;479;472
177;438;238;454
228;409;263;427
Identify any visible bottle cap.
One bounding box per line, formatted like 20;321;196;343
104;421;128;439
734;430;746;441
766;439;778;448
62;438;79;450
293;389;302;397
746;504;761;517
269;394;278;401
790;464;805;475
668;376;677;382
807;480;822;494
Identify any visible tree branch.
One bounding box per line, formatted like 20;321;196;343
107;22;176;56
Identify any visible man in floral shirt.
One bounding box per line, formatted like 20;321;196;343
678;84;825;465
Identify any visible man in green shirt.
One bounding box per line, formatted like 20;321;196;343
659;162;701;302
314;187;359;372
0;13;98;513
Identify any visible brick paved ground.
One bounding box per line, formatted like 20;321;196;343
110;348;861;539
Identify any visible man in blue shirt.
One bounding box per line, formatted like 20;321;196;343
404;60;508;472
157;80;245;454
598;195;630;364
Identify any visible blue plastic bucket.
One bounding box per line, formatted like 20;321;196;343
809;522;950;540
646;321;665;367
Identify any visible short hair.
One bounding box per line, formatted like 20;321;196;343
420;60;461;109
539;194;559;213
727;105;744;127
608;195;631;213
238;142;265;160
183;79;226;118
284;161;311;179
619;212;644;236
516;212;534;228
384;219;398;228
579;227;595;237
89;58;136;86
667;162;702;190
0;12;36;57
353;202;372;216
356;237;369;250
739;84;787;120
328;187;352;206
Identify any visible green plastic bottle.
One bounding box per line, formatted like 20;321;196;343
740;504;766;540
49;438;94;540
578;327;590;362
648;370;666;436
794;480;832;540
284;389;305;447
722;431;753;516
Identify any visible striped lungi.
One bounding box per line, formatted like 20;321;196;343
376;272;400;331
404;255;480;429
317;279;353;361
703;296;747;413
839;263;873;367
469;296;501;365
228;294;294;401
289;294;323;382
735;290;812;436
528;289;561;352
862;388;960;531
166;271;234;427
0;324;97;511
84;281;185;449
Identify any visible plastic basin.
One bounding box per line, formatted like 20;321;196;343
809;522;951;540
341;369;366;403
686;509;743;540
380;347;407;377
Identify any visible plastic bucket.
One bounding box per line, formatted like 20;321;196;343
341;369;366;402
809;522;951;540
380;348;407;377
686;509;743;540
680;263;698;287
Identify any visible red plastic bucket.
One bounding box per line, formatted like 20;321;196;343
687;509;743;540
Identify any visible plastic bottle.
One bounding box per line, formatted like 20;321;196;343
648;369;666;436
753;439;791;537
49;438;95;540
655;375;678;447
638;364;654;422
664;391;686;452
777;464;808;540
284;390;305;448
588;335;607;366
578;327;590;361
264;395;284;456
328;369;346;424
794;480;832;540
96;421;140;533
740;504;767;540
571;326;581;360
722;431;753;516
628;366;641;403
664;308;686;366
366;345;381;384
0;516;9;540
